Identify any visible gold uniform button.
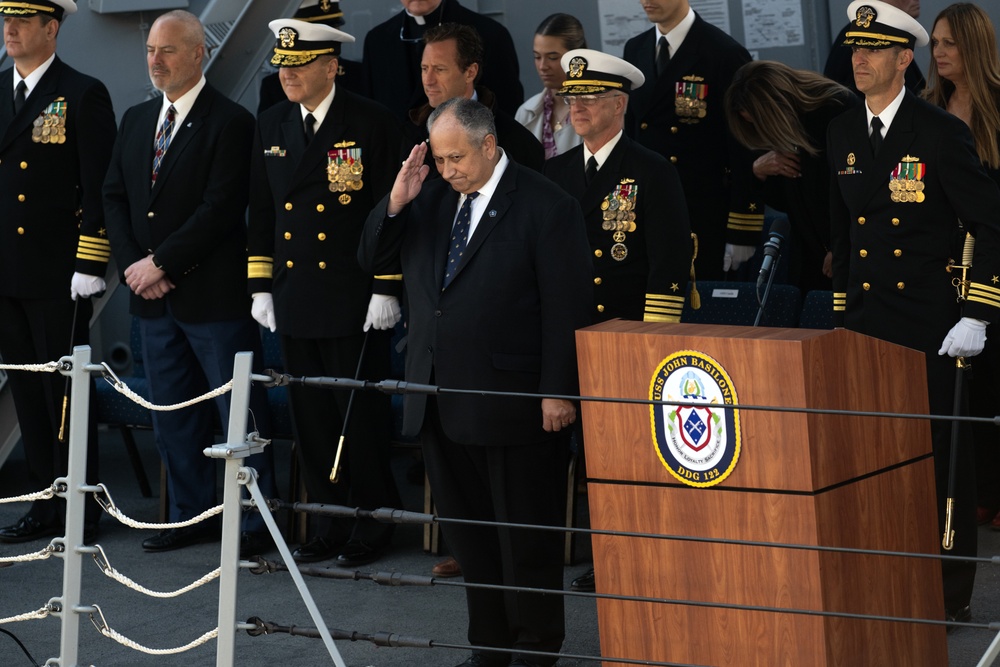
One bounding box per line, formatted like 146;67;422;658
286;260;294;268
284;202;293;211
857;217;865;224
17;194;25;202
147;211;155;218
318;262;326;269
17;227;24;235
670;126;678;134
640;122;648;130
594;249;603;258
317;233;326;241
863;282;871;290
669;156;678;164
594;277;602;285
859;249;867;258
893;249;902;257
597;305;605;313
19;161;27;170
316;204;325;213
284;232;292;240
897;282;905;290
891;218;900;226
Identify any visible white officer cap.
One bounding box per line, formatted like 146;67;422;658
0;0;76;20
268;18;355;67
557;48;645;96
843;0;929;49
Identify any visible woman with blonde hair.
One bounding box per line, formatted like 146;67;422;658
515;13;586;159
924;2;1000;535
725;60;857;291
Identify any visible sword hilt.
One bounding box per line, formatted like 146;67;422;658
942;497;955;550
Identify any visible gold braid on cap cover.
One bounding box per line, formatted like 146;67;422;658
0;2;57;14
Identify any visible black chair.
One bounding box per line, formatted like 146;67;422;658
93;317;154;498
680;281;802;328
798;290;835;330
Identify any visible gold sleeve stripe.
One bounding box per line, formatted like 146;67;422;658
967;293;1000;309
646;293;684;304
248;256;274;280
969;282;1000;297
729;212;765;220
77;242;110;255
374;274;403;281
644;312;681;323
79;235;110;246
76;251;110;262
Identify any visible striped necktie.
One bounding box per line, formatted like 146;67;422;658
151;104;176;185
442;191;480;289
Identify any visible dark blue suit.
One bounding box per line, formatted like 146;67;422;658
104;82;277;527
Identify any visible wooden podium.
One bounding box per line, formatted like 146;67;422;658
576;322;946;667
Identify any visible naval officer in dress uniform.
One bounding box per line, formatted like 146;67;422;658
248;18;403;566
622;0;762;280
828;0;1000;623
0;0;116;545
545;49;691;326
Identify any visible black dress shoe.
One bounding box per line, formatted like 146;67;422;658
335;540;385;567
292;537;341;563
453;652;507;667
142;526;217;552
570;567;595;592
946;605;972;633
240;531;273;557
0;516;60;543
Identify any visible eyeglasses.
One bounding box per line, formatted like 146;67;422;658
398;0;446;43
563;94;621;106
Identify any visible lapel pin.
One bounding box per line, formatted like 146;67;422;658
489;210;497;217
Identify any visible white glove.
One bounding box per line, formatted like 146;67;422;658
938;317;988;358
723;243;756;272
70;272;106;300
363;294;402;331
251;292;276;333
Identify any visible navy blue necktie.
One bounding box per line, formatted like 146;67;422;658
442;191;480;289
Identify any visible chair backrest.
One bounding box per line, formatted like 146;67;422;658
680;281;802;328
798;290;835;330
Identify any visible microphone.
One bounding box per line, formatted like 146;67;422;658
756;217;791;292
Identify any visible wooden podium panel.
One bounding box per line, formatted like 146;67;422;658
576;322;946;666
576;321;931;492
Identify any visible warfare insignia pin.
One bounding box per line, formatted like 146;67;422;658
650;350;741;487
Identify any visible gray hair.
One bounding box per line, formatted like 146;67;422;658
427;97;496;146
153;10;206;49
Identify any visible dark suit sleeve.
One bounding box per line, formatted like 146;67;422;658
359;194;406;279
827;122;850;327
643;160;692;322
247;120;277;294
103;109;147;275
481;25;524;117
536;193;592;395
364;109;405;297
74;79;116;278
938;121;1000;324
151;110;254;275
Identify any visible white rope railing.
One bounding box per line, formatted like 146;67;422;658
0;487;55;504
98;363;232;411
0;606;51;625
0;544;56;565
94;484;223;530
88;605;218;655
90;545;220;599
0;361;62;373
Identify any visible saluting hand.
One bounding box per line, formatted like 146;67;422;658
387;142;430;216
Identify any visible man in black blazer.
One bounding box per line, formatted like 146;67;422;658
828;0;1000;623
103;10;278;554
360;97;592;667
405;23;543;174
623;0;762;281
361;0;523;122
248;18;402;567
0;0;115;545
